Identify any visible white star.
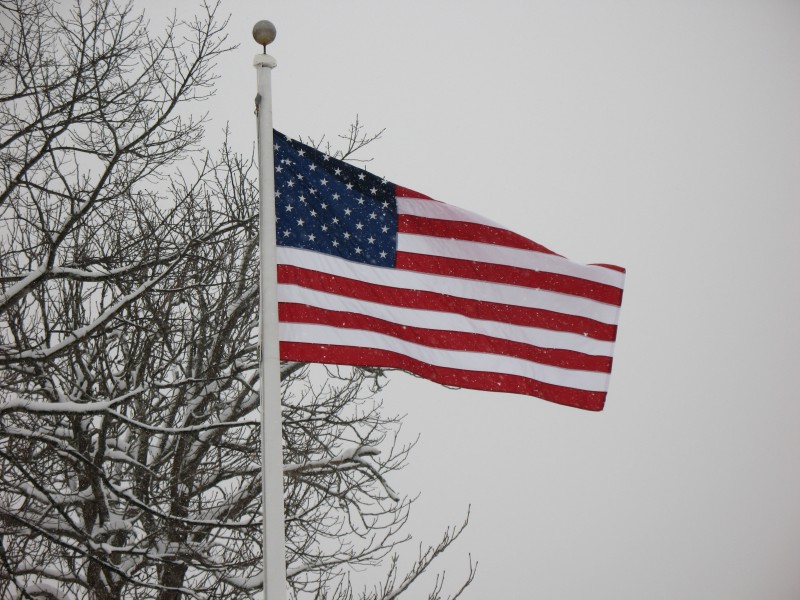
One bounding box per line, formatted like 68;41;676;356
344;208;352;216
369;212;377;220
355;222;364;230
380;251;387;259
283;230;291;237
345;183;354;190
298;149;305;157
309;164;317;171
334;168;342;176
299;195;306;203
332;240;339;247
297;218;304;226
355;247;362;254
310;209;317;217
343;232;351;240
367;236;375;244
369;187;377;195
285;204;293;212
357;197;365;205
320;178;328;186
287;180;295;188
276;165;283;173
358;173;366;181
332;193;340;201
321;202;328;209
308;233;316;241
332;217;339;224
381;201;389;209
297;174;304;180
381;226;389;233
321;224;328;231
274;143;279;150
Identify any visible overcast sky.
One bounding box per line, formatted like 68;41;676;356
147;1;800;597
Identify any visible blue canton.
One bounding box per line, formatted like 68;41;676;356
273;131;397;267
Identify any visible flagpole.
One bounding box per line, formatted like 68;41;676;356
253;21;286;600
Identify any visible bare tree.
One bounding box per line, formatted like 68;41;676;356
0;1;475;598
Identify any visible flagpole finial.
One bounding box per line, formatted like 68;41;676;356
252;20;277;54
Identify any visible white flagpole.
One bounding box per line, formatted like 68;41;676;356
252;21;286;600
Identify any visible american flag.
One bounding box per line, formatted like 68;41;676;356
273;131;625;411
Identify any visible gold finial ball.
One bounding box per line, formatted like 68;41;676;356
252;20;277;47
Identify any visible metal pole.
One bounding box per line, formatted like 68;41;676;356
253;20;286;600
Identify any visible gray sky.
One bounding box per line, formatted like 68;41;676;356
149;1;800;597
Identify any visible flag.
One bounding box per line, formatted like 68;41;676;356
273;131;625;411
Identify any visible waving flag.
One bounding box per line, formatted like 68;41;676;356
273;131;625;410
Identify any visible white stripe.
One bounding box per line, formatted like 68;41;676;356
398;233;625;289
397;196;624;287
277;246;621;325
278;283;615;356
280;323;611;392
397;196;507;229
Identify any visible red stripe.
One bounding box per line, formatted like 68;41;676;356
398;214;558;256
394;185;433;199
280;303;613;372
592;263;626;274
278;265;618;341
396;252;623;306
280;342;606;411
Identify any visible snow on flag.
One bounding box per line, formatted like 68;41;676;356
273;131;625;411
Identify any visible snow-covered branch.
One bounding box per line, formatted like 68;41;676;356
0;3;474;596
